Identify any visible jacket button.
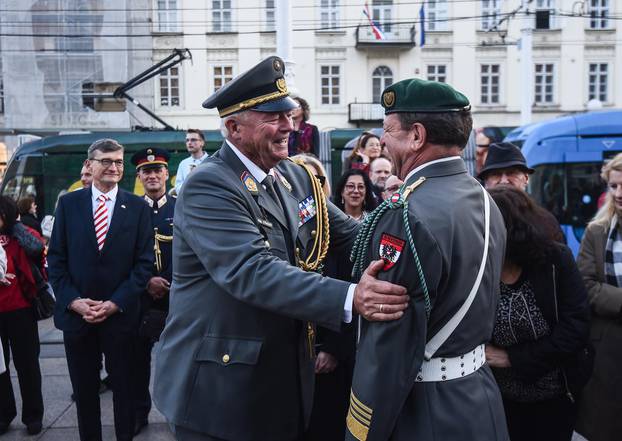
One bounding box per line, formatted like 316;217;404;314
264;240;270;248
311;230;317;237
222;354;230;364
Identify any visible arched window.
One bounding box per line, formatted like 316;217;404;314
372;66;393;103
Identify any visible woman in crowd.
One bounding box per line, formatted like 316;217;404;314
17;196;42;236
0;196;45;435
575;153;622;441
288;97;320;157
486;186;591;441
332;169;377;221
342;132;383;173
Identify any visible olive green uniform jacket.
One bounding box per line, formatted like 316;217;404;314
154;142;358;441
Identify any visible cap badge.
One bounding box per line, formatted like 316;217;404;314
383;90;396;108
147;154;155;162
276;78;288;93
273;58;282;72
147;149;153;154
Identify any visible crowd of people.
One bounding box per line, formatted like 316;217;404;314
0;55;620;441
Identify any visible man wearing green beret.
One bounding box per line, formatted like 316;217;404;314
346;79;509;441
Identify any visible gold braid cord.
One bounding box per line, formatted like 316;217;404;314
154;227;173;273
288;158;330;272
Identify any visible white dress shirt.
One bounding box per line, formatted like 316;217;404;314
91;184;118;232
175;152;209;193
226;140;356;323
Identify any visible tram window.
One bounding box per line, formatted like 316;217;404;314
2;176;38;201
529;163;605;228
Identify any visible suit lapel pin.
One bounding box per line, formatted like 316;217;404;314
279;174;292;192
121;204;127;209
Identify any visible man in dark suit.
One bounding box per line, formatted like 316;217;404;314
154;57;409;441
48;139;154;441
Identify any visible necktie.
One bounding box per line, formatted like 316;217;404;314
94;194;109;251
262;175;284;214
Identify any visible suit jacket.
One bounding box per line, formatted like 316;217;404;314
575;221;622;441
347;158;509;441
48;187;154;333
154;142;358;441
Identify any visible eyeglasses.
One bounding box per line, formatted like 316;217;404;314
186;138;201;143
91;158;124;168
314;175;326;186
345;183;366;192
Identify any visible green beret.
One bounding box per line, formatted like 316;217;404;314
381;78;470;114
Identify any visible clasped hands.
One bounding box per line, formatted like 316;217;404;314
353;259;409;321
70;298;119;323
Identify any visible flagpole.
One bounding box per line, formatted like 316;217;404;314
276;0;298;95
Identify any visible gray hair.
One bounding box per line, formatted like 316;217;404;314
220;111;251;138
397;111;472;150
87;138;124;159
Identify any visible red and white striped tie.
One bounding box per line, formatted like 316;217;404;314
94;194;109;251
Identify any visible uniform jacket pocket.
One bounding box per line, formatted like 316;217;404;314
194;335;263;366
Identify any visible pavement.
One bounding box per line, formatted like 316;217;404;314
2;317;174;441
3;318;591;441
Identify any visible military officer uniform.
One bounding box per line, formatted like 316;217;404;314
346;80;509;441
130;148;176;432
154;57;360;441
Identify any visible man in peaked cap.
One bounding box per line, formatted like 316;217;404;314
345;79;509;441
153;56;409;441
130;148;176;435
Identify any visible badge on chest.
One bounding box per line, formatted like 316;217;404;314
298;195;317;226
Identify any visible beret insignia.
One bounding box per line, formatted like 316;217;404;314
276;78;288;93
273;58;282;72
383;90;396;108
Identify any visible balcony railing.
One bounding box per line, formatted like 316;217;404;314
355;24;416;48
349;103;385;123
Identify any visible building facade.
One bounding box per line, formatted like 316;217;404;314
0;0;154;158
152;0;619;131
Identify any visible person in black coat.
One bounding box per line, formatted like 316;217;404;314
17;197;42;237
486;186;592;441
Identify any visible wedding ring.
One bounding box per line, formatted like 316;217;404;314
379;304;385;313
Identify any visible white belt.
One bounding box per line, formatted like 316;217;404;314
415;344;486;382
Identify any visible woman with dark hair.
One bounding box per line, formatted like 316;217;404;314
332;169;377;221
288;96;320;157
17;196;42;236
486;186;591;441
0;196;45;435
342;132;383;173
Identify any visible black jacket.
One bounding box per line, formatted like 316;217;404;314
506;243;591;381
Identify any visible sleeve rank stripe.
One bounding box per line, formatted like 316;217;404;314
347;409;370;441
350;390;374;415
349;404;372;425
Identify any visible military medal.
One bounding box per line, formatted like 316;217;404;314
379;233;405;270
298;195;317;226
279;174;292;192
241;171;259;195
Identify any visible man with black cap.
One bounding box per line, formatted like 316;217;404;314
345;79;509;441
478;141;534;190
153;56;409;441
130;148;175;435
479;142;564;242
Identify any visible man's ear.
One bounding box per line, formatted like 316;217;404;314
225;117;240;137
411;122;427;151
85;159;94;173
